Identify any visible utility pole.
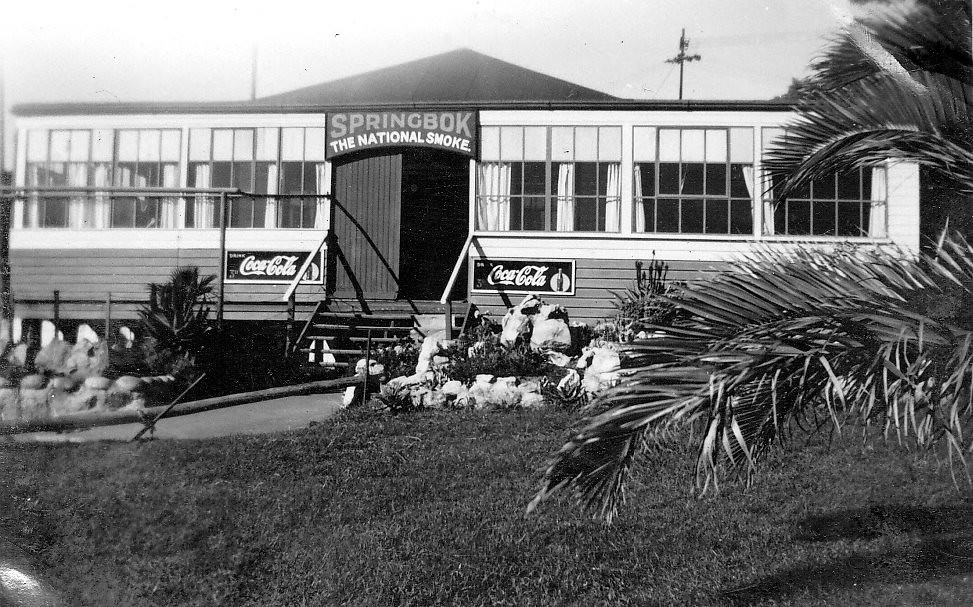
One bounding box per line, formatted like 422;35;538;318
0;55;11;344
665;28;701;100
250;43;258;101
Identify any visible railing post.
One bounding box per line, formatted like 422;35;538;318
52;289;60;329
444;299;453;340
105;292;112;343
217;192;228;329
285;292;296;356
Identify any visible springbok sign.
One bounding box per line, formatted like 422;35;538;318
224;250;325;285
471;258;576;296
326;111;478;159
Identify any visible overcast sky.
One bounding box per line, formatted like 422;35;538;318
0;0;864;170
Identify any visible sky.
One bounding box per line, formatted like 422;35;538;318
0;0;862;170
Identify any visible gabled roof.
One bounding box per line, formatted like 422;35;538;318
254;48;619;105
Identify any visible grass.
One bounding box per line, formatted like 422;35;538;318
1;407;971;606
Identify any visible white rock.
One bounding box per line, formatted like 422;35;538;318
441;380;464;396
500;294;541;346
520;392;546;408
530;318;571;350
546;351;572;367
342;386;357;407
475;374;495;385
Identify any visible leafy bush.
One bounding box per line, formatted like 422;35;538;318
442;331;554;384
138;267;215;375
608;255;683;340
373;340;422;379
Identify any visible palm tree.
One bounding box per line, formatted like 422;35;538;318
531;2;973;520
763;0;972;236
138;266;215;363
531;236;973;521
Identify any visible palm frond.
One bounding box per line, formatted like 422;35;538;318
532;235;973;521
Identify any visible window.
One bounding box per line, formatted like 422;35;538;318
278;127;327;229
477;126;621;232
24;129;114;228
112;129;181;228
634;127;754;235
761;128;887;237
188;126;326;228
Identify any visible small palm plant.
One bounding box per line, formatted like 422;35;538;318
138;266;215;372
531;234;973;521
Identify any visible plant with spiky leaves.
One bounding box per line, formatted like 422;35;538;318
138;266;215;374
530;234;973;521
763;0;972;207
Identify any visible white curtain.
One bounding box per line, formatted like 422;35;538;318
761;169;777;236
868;166;887;237
92;164;111;229
263;163;279;228
603;163;620;231
634;166;646;232
193;165;214;228
741;165;755;234
314;163;328;229
477;162;511;231
555;163;574;231
160;164;179;228
67;164;88;229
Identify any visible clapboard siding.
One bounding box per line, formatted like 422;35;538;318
468;256;732;323
11;248;326;320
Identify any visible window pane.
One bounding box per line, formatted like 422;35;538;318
279;198;303;228
230;197;253;228
43;199;68;227
480;126;500;160
111;199;135;228
730;200;753;234
233;130;254;161
69;131;90;162
811;174;836;199
551;127;574;161
49;131;71;162
706;163;726;195
635;164;655;197
659;163;680;194
638;199;655;232
509;162;523;197
574;197;597;231
139;130;161;162
159;130;181;162
189;129;211;161
304;128;326;161
211;162;232;188
574;127;598;161
681;199;704;233
705;199;728;234
574;162;597;196
772;201;786;234
301;199;316;228
813;200;836;235
523;196;545;230
280;161;304;194
280;128;305;161
302;162;317;194
836;169;861;199
92;129;113;161
681;130;705;162
232;161;253;191
705;130;727;162
729;164;753;198
598;127;621;161
837;201;863;236
212;130;234;161
787;200;811;234
658;129;680;162
134;198;159;227
523;127;546;161
509;197;523;230
136;163;160;187
523;162;545;195
730;128;754;163
656;198;679;232
633;127;656;162
500;127;524;161
681;163;704;195
27;130;48;162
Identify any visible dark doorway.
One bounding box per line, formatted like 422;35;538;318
398;149;470;300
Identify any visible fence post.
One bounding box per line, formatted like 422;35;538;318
285;292;296;356
217;191;228;329
52;289;60;329
105;292;112;343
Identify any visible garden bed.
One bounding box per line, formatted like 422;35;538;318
1;407;970;606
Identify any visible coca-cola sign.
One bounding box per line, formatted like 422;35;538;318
224;250;324;285
471;258;575;295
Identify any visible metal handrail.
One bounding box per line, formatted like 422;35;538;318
282;230;329;302
439;233;474;304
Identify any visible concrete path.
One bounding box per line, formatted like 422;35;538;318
11;392;346;443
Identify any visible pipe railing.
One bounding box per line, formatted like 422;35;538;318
439;233;474;304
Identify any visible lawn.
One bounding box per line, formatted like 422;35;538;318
1;406;971;606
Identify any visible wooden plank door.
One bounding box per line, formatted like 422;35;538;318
330;153;402;298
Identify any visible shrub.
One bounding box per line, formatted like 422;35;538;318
138;267;215;375
608;255;684;340
443;331;554;384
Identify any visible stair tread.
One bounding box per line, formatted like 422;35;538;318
347;336;404;344
312;323;415;332
315;312;415;321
